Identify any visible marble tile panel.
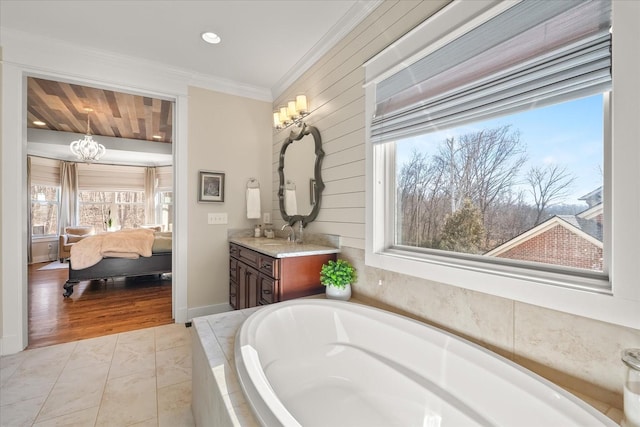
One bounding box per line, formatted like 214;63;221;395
128;418;158;427
157;380;195;427
0;369;57;407
0;351;27;387
207;311;246;340
32;406;99;427
96;370;157;426
108;332;156;380
16;341;76;377
155;323;191;352
115;327;155;349
0;395;47;427
36;362;109;422
156;344;191;389
224;391;258;427
514;301;640;408
67;334;117;370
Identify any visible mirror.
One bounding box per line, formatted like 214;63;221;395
278;123;324;227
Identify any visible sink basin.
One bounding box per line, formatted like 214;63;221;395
262;243;284;246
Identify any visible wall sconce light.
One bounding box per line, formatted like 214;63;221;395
273;95;309;130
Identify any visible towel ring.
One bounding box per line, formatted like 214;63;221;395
247;178;260;189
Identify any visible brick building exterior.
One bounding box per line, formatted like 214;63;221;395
485;190;603;271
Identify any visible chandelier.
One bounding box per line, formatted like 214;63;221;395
70;108;106;162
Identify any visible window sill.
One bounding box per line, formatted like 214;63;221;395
32;235;59;243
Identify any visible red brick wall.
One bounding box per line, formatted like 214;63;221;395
496;224;603;271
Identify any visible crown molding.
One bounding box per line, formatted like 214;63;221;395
0;28;271;101
270;0;383;99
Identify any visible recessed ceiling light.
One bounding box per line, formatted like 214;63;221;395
33;120;46;126
201;32;221;44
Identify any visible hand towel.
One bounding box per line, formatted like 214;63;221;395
246;187;261;219
284;189;298;215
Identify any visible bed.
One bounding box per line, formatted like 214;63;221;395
63;229;172;298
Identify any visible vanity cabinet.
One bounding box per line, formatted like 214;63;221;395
229;242;336;310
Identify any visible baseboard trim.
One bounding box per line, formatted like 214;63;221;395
187;303;232;321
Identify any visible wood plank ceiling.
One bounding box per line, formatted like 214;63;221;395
27;77;173;144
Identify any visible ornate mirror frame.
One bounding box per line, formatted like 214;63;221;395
278;123;324;227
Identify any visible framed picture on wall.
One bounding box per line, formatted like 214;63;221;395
198;171;225;202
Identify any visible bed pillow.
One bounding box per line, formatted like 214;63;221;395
152;236;172;253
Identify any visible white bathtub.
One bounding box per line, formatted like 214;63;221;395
235;299;615;427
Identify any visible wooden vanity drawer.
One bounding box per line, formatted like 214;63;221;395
259;277;277;304
237;246;259;269
258;255;280;279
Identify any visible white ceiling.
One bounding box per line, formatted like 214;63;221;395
0;0;379;98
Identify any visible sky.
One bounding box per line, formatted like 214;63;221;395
396;94;604;205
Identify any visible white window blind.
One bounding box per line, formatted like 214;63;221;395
156;166;173;191
77;163;145;191
371;0;612;144
29;156;60;186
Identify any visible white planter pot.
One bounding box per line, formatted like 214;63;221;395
325;284;351;301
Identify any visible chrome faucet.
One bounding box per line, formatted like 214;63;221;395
281;224;295;242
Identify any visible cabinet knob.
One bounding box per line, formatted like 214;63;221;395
262;289;272;295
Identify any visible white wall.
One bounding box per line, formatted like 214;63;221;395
187;87;272;317
272;0;640;413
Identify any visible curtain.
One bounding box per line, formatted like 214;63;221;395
27;156;33;264
144;167;157;225
58;161;78;233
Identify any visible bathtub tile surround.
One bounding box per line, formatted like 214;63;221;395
192;310;260;427
341;246;636;421
0;323;195;427
514;303;640;408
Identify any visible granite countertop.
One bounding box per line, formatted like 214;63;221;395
229;236;340;258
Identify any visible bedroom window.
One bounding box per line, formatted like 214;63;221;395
156;191;173;232
31;184;59;237
79;191;145;232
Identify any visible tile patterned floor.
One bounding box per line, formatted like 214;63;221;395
0;324;194;427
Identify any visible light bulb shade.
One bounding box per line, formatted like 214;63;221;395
296;95;308;114
279;107;289;123
70;135;106;162
287;101;298;119
273;112;281;128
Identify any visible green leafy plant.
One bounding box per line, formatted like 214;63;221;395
320;259;356;289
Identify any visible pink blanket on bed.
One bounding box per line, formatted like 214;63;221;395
70;228;155;270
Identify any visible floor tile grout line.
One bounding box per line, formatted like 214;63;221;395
29;341;79;426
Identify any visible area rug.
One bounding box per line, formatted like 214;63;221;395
38;261;69;271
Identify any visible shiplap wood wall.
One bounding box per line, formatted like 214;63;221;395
272;0;449;249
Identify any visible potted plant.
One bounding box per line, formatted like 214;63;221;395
320;259;356;300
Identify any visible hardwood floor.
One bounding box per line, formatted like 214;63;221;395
28;261;173;349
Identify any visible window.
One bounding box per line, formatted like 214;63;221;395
156;191;173;232
31;184;59;237
79;191;145;232
394;94;605;274
365;0;639;328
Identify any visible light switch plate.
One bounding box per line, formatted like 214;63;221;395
263;212;271;224
208;213;228;224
